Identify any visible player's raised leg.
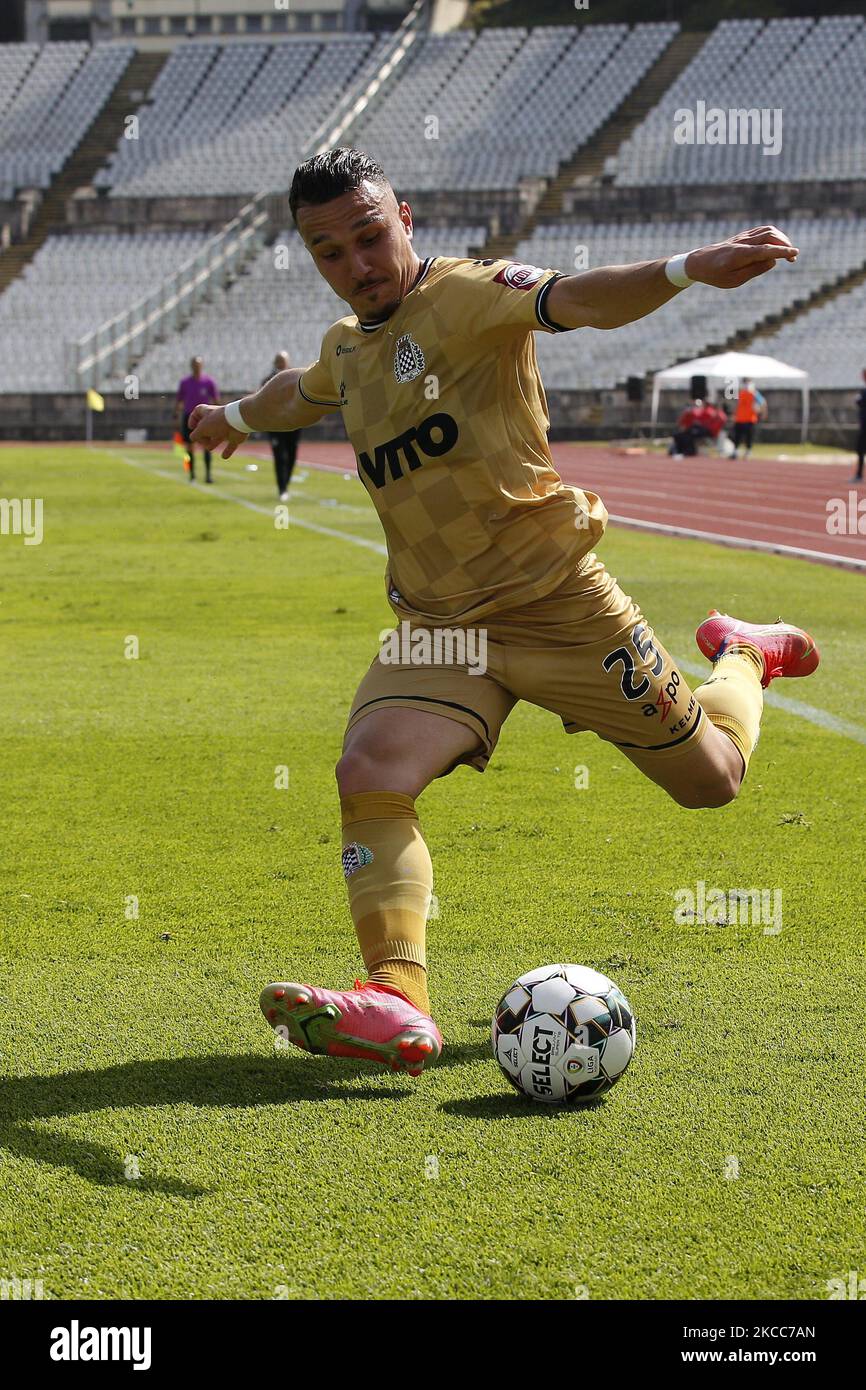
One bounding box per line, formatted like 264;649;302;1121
260;707;481;1075
622;610;819;808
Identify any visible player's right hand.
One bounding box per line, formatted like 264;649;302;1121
188;404;246;459
686;225;799;289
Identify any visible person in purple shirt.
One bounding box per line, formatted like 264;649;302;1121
174;356;219;483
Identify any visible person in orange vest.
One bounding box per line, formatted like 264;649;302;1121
732;378;766;459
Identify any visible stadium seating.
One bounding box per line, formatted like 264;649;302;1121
0;224;484;393
323;22;676;192
519;217;866;389
92;24;677;199
612;15;866;186
95;33;389;198
0;230;211;392
748;279;866;389
6;211;864;396
0;43;37;122
2;18;865;407
0;42;134;199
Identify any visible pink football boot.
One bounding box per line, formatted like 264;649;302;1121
260;979;442;1076
695;609;819;689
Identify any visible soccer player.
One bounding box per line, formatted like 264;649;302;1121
190;150;819;1078
174;356;219;483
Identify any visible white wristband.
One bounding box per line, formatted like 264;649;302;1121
224;399;253;433
665;252;696;289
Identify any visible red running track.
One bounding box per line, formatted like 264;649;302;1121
290;440;866;572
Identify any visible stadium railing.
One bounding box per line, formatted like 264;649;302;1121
69;199;267;389
307;0;429;152
68;0;429;390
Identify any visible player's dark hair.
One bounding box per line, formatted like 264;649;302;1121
289;148;391;225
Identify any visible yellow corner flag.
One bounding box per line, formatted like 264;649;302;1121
86;388;105;412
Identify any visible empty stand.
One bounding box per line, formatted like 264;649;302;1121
518;217;866;389
88;25;678;199
0;42;134;198
2;20;865;411
95;34;388;198
346;23;678;192
0;230;211;392
749;276;866;388
613;16;866;187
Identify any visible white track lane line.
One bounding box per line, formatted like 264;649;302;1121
110;450;866;747
607;512;866;571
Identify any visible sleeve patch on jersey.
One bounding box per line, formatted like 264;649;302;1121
493;262;546;290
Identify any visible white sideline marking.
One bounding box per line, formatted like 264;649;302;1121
111;450;866;747
608;512;866;572
113;451;388;556
677;659;866;748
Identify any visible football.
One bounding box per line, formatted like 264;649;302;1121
492;964;637;1105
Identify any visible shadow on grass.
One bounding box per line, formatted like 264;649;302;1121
441;1093;608;1120
0;1024;502;1192
434;1039;490;1068
0;1052;414;1194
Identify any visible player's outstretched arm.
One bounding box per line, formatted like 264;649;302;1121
188;368;333;458
545;225;799;331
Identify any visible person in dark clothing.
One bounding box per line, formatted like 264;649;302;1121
851;369;866;483
262;351;302;499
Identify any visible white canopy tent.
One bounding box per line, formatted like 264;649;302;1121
650;350;810;443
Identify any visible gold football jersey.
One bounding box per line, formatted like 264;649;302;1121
299;255;607;623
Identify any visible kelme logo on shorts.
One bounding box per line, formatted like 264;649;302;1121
342;843;374;879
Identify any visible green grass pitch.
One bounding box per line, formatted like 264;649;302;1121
1;443;864;1301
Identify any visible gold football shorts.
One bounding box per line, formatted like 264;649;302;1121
345;552;708;772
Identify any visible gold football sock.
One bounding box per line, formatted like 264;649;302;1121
694;642;764;773
340;791;432;1013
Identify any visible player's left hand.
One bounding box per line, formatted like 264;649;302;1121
685;226;798;289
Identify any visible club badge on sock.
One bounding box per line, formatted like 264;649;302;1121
342;842;374;878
